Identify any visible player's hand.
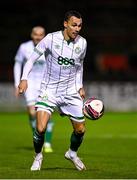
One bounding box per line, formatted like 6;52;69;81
18;80;28;94
78;87;86;100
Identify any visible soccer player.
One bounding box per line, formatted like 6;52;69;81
18;10;87;171
13;26;54;153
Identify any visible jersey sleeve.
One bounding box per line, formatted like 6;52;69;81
34;34;51;55
21;34;51;80
81;39;87;60
14;44;25;87
14;44;25;63
76;61;83;91
14;61;22;87
76;39;87;91
21;51;40;80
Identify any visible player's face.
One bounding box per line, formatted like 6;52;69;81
64;16;82;40
31;29;45;45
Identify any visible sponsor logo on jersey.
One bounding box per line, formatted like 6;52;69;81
57;56;75;66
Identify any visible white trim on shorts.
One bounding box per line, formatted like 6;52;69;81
36;107;52;116
70;116;85;122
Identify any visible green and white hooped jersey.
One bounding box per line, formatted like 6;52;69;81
35;31;87;95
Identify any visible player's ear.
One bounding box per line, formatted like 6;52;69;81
64;21;67;28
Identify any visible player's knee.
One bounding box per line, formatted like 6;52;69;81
75;126;85;135
37;125;45;134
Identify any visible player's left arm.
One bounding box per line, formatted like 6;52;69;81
78;87;85;100
77;39;87;100
77;61;86;100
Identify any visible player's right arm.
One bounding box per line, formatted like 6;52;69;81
14;44;25;97
18;35;50;94
14;61;22;97
18;51;41;94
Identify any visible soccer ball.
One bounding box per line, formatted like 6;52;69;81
83;97;104;120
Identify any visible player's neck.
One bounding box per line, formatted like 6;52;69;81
62;30;74;44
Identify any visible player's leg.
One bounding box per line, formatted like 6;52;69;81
31;110;50;171
63;94;85;153
63;94;86;170
65;120;86;171
33;110;50;153
70;120;85;153
43;119;54;153
31;87;56;170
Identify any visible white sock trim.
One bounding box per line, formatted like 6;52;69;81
68;148;77;158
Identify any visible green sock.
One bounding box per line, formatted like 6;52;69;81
29;116;36;133
44;119;54;143
70;131;84;151
33;129;44;153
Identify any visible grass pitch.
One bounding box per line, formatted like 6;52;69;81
0;111;137;179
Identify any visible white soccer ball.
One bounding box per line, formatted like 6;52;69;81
83;97;104;120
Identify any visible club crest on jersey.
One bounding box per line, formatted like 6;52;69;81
75;46;81;54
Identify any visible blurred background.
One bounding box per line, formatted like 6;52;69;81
0;0;137;111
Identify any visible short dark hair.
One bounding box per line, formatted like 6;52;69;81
64;10;82;22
